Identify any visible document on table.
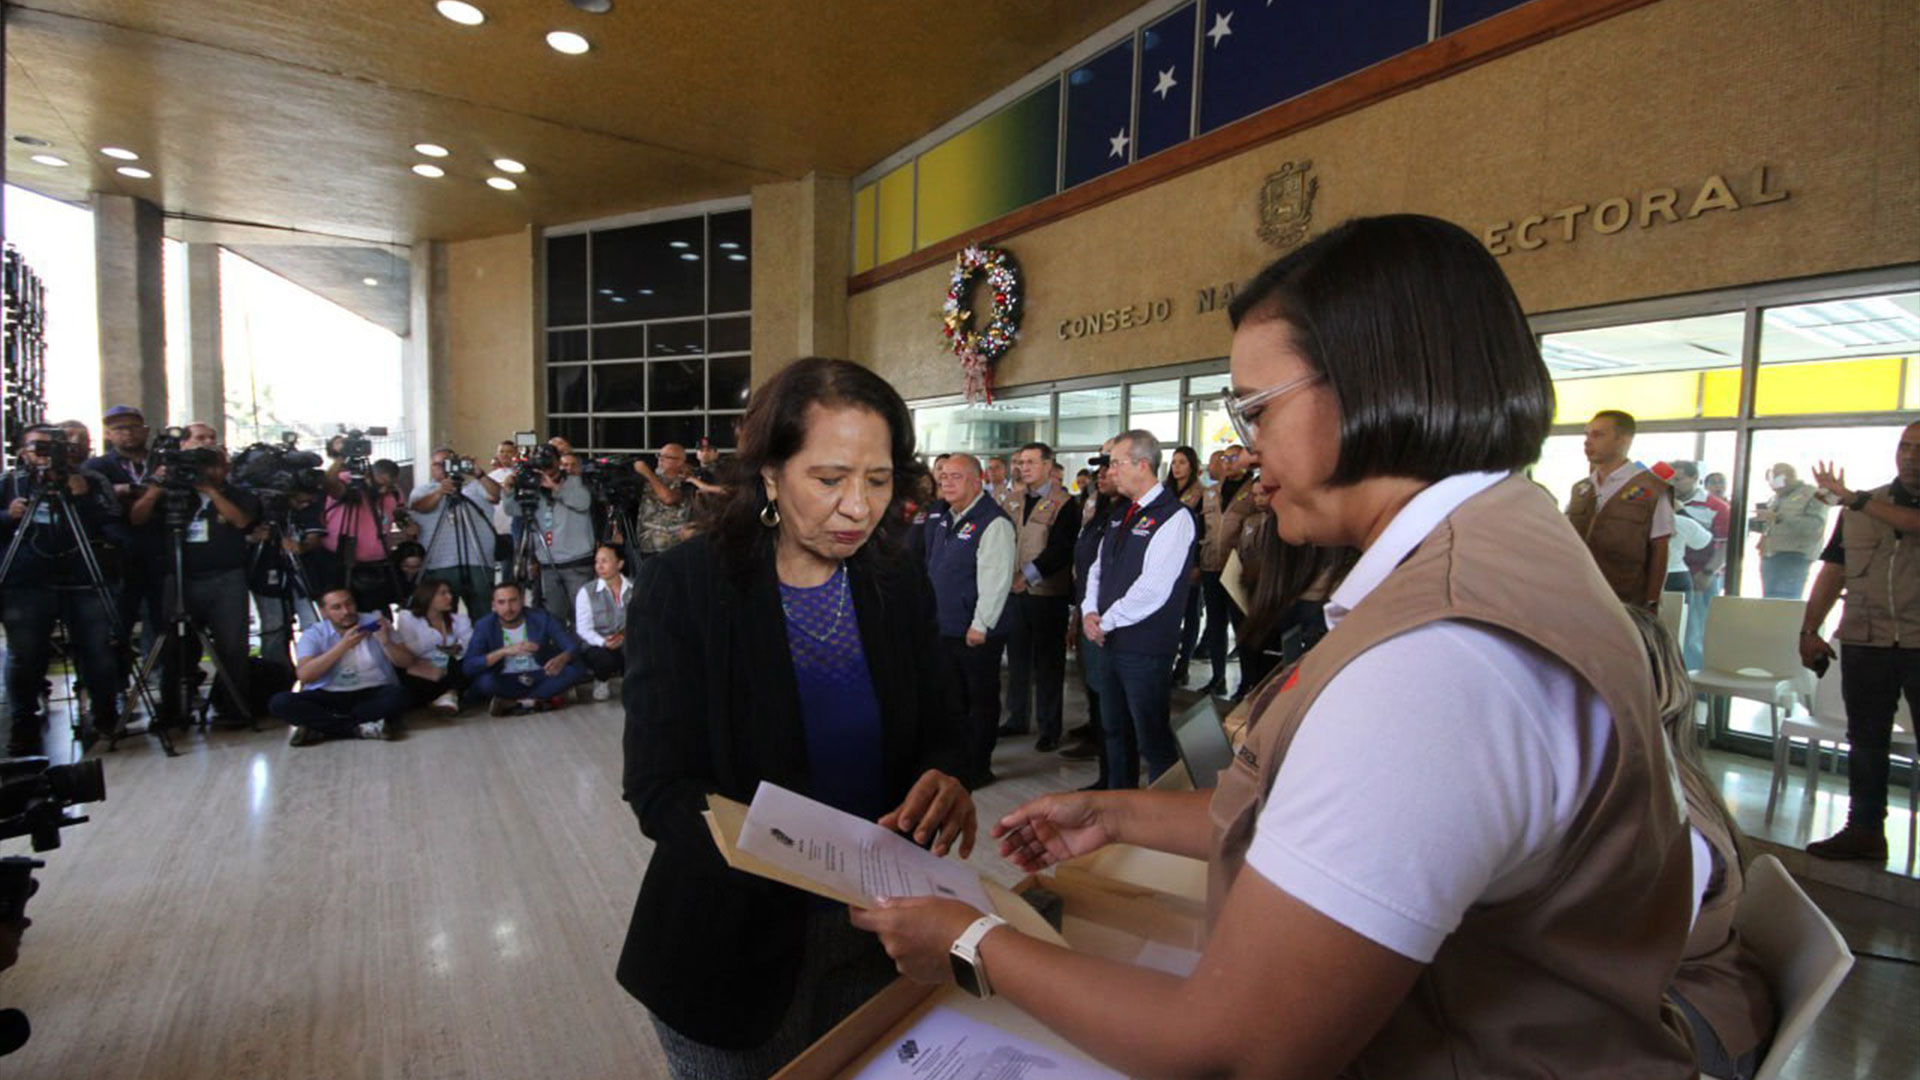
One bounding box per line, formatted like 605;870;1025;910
734;782;994;914
850;1006;1123;1080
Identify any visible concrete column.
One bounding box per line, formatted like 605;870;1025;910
750;172;852;385
403;240;447;466
92;193;167;423
184;243;225;432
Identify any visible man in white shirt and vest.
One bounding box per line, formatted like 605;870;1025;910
1083;429;1196;787
1565;409;1671;609
925;453;1016;789
995;441;1081;753
1800;421;1920;862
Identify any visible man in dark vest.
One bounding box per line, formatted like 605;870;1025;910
995;441;1081;752
1565;409;1671;609
1083;429;1195;787
924;453;1016;789
1800;421;1920;862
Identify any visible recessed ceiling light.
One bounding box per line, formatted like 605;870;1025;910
717;241;739;250
102;147;139;161
30;154;69;168
727;253;747;262
567;0;613;12
116;166;152;179
12;135;53;148
546;31;591;55
610;296;627;304
492;158;526;174
638;288;654;296
435;1;486;26
414;143;450;158
668;240;690;249
412;163;446;178
363;277;381;287
486;176;518;191
679;253;700;262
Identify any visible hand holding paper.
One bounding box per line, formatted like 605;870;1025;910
735;782;994;913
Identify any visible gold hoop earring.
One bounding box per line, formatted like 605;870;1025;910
760;500;781;528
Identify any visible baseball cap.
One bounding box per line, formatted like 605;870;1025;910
103;405;146;425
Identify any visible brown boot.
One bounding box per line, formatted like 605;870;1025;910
1806;825;1888;862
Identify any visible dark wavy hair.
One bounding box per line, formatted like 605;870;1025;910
1228;214;1553;485
710;357;926;579
1163;445;1202;499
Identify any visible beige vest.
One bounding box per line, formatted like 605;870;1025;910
1671;766;1774;1062
1836;485;1920;648
999;484;1074;597
1203;476;1261;572
1567;466;1669;605
1207;475;1696;1078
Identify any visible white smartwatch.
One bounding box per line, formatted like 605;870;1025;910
948;914;1008;999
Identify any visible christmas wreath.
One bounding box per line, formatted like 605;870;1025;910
941;245;1021;402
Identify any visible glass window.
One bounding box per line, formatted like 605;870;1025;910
1531;430;1736;520
548;364;589;414
709;315;751;354
546;234;587;326
1739;426;1903;603
1136;5;1196;160
1542;312;1745;425
1058;386;1122;448
709;356;752;413
709;209;752;314
592;361;647;413
648;320;705;357
591;324;647;361
1199;0;1427;134
1127;379;1182;446
650;359;705;412
1755;292;1919;416
548;328;588;363
592;218;705;322
914;397;1050;454
1063;39;1136;190
593;417;647;451
551;417;590;452
651;414;706;450
709;413;744;450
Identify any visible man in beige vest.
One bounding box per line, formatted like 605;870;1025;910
1753;462;1831;598
1565;409;1672;608
996;441;1081;752
1799;421;1920;861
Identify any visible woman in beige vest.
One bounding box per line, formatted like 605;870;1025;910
855;215;1697;1078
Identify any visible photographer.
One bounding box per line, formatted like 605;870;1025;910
246;487;326;672
130;443;261;725
486;440;521;578
629;443;696;560
1;426;128;753
318;445;407;615
87;406;169;654
410;450;503;620
269;588;412;744
524;449;596;626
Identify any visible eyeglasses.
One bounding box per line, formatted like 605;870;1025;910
1222;372;1323;445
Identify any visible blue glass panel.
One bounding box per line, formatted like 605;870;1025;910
1137;4;1197;160
1440;0;1531;35
1198;0;1429;133
1063;39;1137;189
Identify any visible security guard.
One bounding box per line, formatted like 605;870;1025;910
1566;409;1672;608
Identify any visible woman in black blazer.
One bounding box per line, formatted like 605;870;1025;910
618;357;974;1079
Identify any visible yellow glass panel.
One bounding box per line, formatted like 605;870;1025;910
1905;356;1918;410
876;163;915;265
1754;355;1904;416
1552;370;1716;426
852;184;877;274
1699;369;1742;417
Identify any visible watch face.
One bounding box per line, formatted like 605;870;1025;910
950;952;984;998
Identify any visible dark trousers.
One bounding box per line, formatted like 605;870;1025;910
940;635;1005;783
1200;572;1242;686
1177;579;1203;667
473;663;589;703
1099;647;1178;788
1840;643;1920;829
1002;592;1068;738
1077;629;1113;788
165;568;252;719
3;586;122;747
269;683;408;738
121;567;168;664
401;668;469;708
582;645;624;682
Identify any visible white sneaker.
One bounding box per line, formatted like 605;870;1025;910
431;690;460;715
357;719;389;740
287;725;320;747
591;681;610;702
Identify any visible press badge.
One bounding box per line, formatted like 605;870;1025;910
186;517;211;543
31;503;52;526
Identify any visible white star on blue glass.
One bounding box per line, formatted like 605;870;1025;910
1207;10;1233;47
1153;67;1178;100
1108;128;1131;159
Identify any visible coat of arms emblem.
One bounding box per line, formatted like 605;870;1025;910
1258;160;1318;250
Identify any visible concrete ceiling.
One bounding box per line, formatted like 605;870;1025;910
3;0;1146;248
225;245;412;336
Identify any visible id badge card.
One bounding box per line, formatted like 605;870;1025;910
30;502;52;526
186;517;211;543
430;649;451;671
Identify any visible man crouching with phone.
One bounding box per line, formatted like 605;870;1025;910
269;588;414;745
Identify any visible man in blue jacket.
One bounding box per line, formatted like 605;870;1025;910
464;581;588;714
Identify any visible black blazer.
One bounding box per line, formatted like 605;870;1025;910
615;533;963;1048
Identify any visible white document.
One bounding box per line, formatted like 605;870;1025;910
1132;940;1202;977
736;782;992;913
851;1006;1123;1080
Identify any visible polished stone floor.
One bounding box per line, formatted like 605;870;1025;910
0;660;1908;1078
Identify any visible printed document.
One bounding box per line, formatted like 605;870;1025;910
736;782;993;913
850;1006;1123;1080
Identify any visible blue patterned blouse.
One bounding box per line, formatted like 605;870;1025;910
779;564;886;821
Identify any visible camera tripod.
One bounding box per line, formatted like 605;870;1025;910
330;477;403;614
0;476;161;754
418;483;498;616
508;492;565;610
129;487;254;751
248;507;323;667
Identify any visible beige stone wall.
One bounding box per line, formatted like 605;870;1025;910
848;0;1920;401
443;228;539;456
752;172;852;385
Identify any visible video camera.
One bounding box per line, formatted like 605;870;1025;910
329;426;389;484
232;434;326;516
0;757;103;854
149;427;222;491
15;428;74;488
580;454;641;509
443;456;479;482
510;444;559;509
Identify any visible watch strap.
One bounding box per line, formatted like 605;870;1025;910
950;913;1008;998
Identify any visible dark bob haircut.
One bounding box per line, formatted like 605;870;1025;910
1227;214;1554;485
711;356;925;577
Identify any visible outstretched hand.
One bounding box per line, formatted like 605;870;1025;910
991;791;1117;873
878;770;977;858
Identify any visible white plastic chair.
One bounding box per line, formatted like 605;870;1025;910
1689;597;1814;751
1733;855;1855;1080
1770;643;1919;862
1658;589;1687;646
